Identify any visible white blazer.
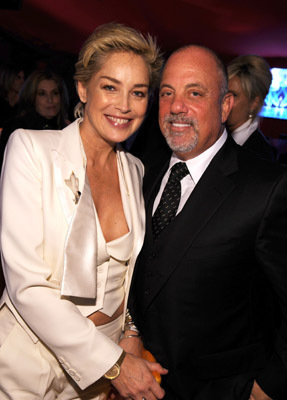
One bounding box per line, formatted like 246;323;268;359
0;119;145;389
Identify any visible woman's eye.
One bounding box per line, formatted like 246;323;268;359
103;85;115;91
133;91;146;98
53;90;60;96
37;91;46;96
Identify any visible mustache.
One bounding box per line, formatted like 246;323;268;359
163;115;196;125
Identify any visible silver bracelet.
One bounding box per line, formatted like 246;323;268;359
124;309;140;334
124;324;140;333
121;334;141;339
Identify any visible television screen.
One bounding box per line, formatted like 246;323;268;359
260;68;287;120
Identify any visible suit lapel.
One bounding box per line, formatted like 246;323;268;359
142;138;239;311
51;120;86;223
118;149;146;310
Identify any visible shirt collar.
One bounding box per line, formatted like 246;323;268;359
231;117;259;146
169;129;227;184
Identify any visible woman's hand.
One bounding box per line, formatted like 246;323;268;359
249;381;273;400
111;353;168;400
119;333;143;358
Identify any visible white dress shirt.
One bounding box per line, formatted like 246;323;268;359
153;129;228;215
231;117;259;146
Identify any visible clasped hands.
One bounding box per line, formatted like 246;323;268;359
108;335;168;400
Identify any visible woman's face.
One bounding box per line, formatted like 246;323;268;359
35;79;61;119
78;51;149;145
226;75;257;132
12;70;25;93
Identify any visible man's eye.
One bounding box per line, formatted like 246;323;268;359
160;91;172;97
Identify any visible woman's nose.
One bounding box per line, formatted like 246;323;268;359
115;93;131;114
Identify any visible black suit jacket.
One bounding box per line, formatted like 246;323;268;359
130;137;287;400
243;128;276;162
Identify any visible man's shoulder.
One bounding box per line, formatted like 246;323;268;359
231;141;287;193
211;137;285;189
239;143;282;174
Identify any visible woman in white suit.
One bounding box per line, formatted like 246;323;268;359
0;23;166;400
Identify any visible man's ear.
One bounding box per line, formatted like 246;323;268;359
221;92;234;123
77;81;87;104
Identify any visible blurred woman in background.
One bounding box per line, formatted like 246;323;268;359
227;54;275;161
0;63;25;127
0;70;70;171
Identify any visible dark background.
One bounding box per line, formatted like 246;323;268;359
1;0;287;136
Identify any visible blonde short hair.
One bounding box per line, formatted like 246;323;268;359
227;55;272;116
74;23;163;117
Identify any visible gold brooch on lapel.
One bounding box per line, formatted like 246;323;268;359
65;172;81;204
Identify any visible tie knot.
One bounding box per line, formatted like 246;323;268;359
169;162;189;183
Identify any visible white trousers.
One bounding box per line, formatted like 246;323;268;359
0;305;122;400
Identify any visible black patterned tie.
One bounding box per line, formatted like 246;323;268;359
152;162;189;239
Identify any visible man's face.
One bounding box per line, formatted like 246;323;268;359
159;47;232;160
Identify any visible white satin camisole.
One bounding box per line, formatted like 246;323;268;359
76;155;134;317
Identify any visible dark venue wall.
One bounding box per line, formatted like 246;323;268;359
1;0;22;10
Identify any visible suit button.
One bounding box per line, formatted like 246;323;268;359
74;374;81;381
68;369;76;376
149;253;156;260
145;271;153;277
62;362;70;370
144;288;150;295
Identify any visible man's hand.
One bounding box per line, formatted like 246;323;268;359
250;381;273;400
111;352;168;400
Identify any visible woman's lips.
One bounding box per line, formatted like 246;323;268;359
105;115;132;127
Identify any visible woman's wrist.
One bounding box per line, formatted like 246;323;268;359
124;309;140;334
120;331;141;341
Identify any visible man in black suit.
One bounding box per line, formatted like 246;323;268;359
129;45;287;399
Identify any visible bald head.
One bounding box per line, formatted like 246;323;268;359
164;45;228;101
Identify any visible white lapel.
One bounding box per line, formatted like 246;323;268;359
118;149;145;308
51;120;86;224
62;173;98;298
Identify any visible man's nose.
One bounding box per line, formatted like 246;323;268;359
170;94;188;114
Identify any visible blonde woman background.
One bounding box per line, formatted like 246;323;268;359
227;54;275;161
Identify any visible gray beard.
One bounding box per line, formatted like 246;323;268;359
162;115;199;153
